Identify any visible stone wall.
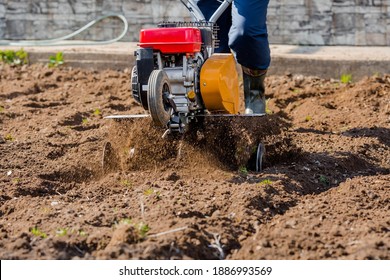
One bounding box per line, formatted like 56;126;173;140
0;0;191;41
0;0;389;46
268;0;390;45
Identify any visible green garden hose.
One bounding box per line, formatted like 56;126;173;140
0;13;128;46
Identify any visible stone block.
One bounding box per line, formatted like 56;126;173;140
332;13;356;33
5;19;26;39
0;4;6;16
365;32;387;45
331;33;355;45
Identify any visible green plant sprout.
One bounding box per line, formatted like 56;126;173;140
0;106;5;113
259;179;273;186
121;179;132;188
239;166;248;176
144;188;155;196
319;175;330;186
82;118;89;125
49;52;64;67
93;108;101;116
340;74;352;84
0;49;28;65
30;226;47;238
78;230;88;237
292;88;301;94
56;228;68;237
5;134;15;141
136;222;150;239
305;116;312;122
115;218;150;240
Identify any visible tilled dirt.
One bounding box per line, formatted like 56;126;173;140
0;64;389;260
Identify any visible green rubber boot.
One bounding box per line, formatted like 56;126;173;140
243;68;267;115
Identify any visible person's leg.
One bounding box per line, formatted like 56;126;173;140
196;0;232;53
228;0;270;70
229;0;270;114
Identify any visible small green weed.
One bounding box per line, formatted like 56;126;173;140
49;52;64;67
78;229;88;237
30;226;47;238
143;188;154;196
115;218;150;240
121;179;132;188
143;188;161;200
56;228;68;237
259;179;273;186
305;116;312;122
0;106;4;113
82;118;89;125
4;134;15;141
340;74;352;84
0;49;28;65
137;222;150;239
319;175;330;186
292;88;301;94
239;166;248;176
93;108;101;116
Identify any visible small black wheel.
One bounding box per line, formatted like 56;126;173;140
147;70;173;127
256;143;265;172
247;142;265;172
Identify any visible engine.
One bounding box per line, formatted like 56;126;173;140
131;24;214;132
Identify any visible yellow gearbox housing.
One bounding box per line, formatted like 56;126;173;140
200;53;239;114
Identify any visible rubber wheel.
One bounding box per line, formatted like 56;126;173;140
256;143;265;172
147;70;172;127
247;142;265;172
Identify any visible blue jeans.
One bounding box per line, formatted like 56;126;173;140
196;0;270;70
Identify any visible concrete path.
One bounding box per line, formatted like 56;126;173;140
3;42;390;80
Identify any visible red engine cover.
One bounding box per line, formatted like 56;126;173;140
139;27;202;54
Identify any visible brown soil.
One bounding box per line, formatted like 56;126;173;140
0;64;389;260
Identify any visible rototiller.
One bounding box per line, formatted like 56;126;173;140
108;0;265;132
106;0;265;171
